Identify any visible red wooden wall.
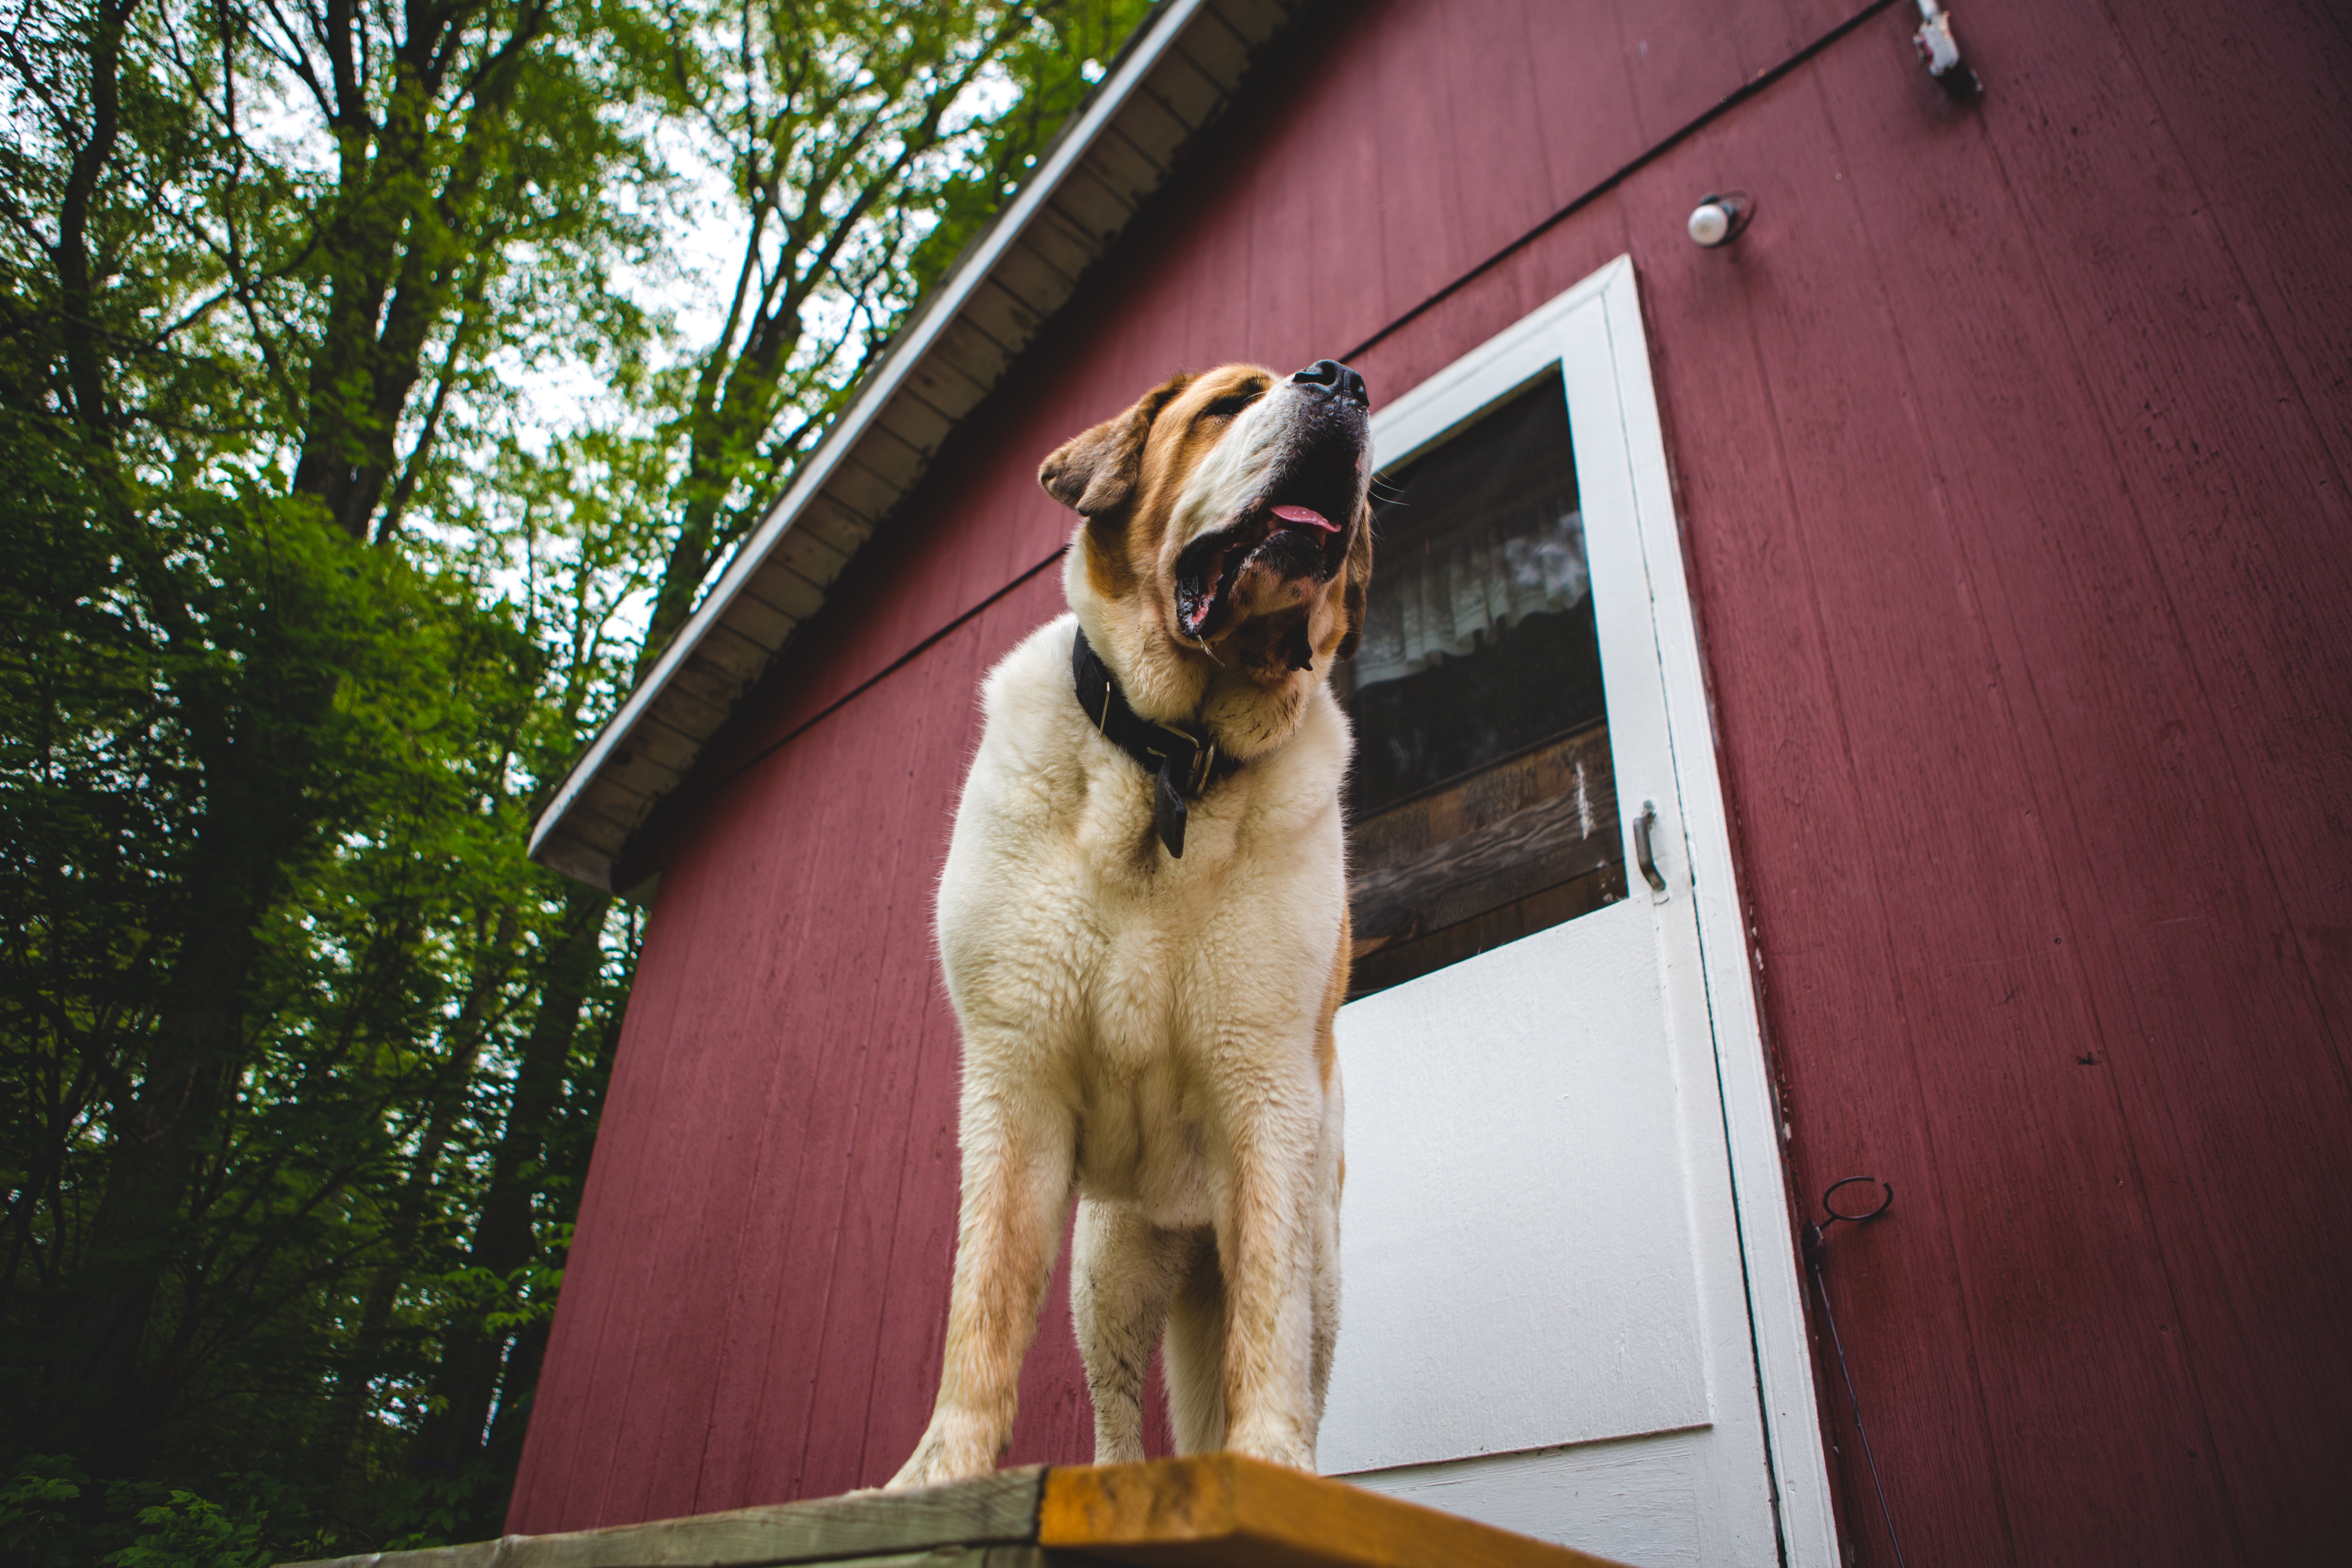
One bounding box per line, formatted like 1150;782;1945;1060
508;2;2352;1561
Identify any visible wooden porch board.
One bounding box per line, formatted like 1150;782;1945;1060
1040;1456;1629;1568
283;1456;1633;1568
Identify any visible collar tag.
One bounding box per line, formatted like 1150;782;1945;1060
1153;762;1189;858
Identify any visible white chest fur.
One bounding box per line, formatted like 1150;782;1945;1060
937;614;1349;1223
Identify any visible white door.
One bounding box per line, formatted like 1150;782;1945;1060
1319;259;1837;1568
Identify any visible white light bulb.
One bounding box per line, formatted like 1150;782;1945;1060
1688;201;1731;247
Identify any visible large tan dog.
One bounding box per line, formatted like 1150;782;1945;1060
886;359;1374;1487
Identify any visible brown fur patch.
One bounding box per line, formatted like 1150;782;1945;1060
1084;519;1138;602
1039;374;1193;516
1122;366;1275;567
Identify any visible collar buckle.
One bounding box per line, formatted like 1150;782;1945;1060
1150;721;1217;799
1188;737;1218;796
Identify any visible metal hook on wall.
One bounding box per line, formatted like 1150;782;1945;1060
1804;1174;1893;1260
1803;1176;1907;1568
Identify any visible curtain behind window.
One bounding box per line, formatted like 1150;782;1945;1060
1353;504;1588;688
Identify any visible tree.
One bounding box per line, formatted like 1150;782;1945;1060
4;0;654;1490
1;0;1148;1556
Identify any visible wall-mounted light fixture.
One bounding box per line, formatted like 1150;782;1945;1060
1687;191;1755;248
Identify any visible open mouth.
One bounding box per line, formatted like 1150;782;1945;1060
1174;479;1354;641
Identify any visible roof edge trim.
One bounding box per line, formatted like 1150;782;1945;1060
527;0;1300;887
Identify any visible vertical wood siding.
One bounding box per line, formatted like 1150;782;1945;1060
509;1;2352;1561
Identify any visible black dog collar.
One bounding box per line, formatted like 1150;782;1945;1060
1071;625;1239;858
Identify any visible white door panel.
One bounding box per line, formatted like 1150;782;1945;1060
1314;258;1836;1567
1346;1432;1715;1568
1321;901;1708;1471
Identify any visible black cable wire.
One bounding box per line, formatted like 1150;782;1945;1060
1809;1256;1909;1568
1805;1178;1909;1568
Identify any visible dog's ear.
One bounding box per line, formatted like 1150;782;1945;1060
1333;497;1376;663
1039;373;1192;515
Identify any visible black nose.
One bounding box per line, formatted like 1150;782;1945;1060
1292;358;1369;408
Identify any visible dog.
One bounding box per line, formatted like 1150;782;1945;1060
885;359;1375;1488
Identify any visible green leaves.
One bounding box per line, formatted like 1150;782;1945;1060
0;1455;92;1568
106;1486;283;1568
0;1457;344;1568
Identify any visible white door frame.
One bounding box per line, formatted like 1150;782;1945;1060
1345;256;1838;1565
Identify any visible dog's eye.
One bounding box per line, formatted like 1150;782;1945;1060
1203;387;1264;420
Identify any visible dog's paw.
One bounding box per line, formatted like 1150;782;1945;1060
883;1415;1001;1491
1224;1417;1317;1474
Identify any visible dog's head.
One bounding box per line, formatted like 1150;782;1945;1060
1045;359;1374;731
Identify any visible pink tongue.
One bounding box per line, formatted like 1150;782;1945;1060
1270;503;1339;532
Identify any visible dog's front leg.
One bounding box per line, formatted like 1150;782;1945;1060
1213;1090;1324;1472
887;1082;1073;1490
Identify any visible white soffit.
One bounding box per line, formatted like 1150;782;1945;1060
529;0;1315;891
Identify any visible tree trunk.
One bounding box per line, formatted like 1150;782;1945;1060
474;1311;553;1532
50;641;333;1468
329;911;519;1461
413;883;610;1471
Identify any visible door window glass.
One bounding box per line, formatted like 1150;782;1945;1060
1342;375;1625;997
